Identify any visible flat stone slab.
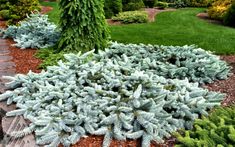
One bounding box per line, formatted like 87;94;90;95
0;52;10;56
0;40;7;45
0;102;16;112
0;83;6;94
0;101;35;147
0;62;15;70
0;49;10;54
2;116;36;147
0;56;13;62
0;45;9;51
0;69;15;77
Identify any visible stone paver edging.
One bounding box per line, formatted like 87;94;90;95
0;38;36;147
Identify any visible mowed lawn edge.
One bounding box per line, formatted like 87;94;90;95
39;2;235;55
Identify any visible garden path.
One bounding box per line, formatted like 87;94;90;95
0;39;36;146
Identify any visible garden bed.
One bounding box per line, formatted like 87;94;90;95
0;8;235;146
1;38;234;146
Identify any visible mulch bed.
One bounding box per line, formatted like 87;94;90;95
6;39;42;74
108;8;176;25
145;8;176;22
40;6;53;14
196;12;223;25
0;10;235;146
204;55;235;106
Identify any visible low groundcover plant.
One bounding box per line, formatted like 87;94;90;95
0;46;227;147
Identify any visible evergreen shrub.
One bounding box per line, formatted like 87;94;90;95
0;49;225;147
223;0;235;27
99;42;231;84
0;0;8;11
104;0;122;18
112;11;148;24
174;106;235;147
155;1;169;9
143;0;157;8
3;0;40;24
0;13;60;49
58;0;110;52
0;10;10;20
172;0;187;8
122;0;145;11
208;0;232;20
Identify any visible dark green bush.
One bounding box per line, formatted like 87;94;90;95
0;0;8;11
171;0;187;8
155;1;168;9
223;1;235;27
143;0;157;8
122;0;145;11
0;10;10;19
104;0;122;18
112;11;148;24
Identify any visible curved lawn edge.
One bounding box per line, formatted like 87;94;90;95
110;8;235;55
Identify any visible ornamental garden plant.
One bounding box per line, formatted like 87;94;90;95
0;0;234;147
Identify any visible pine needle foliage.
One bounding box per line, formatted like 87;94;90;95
0;49;225;146
174;106;235;147
95;42;231;84
58;0;110;53
0;13;60;49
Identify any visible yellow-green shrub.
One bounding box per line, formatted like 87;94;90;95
208;0;232;20
0;0;40;24
112;11;148;24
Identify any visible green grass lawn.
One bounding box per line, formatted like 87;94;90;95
40;1;60;24
40;1;235;54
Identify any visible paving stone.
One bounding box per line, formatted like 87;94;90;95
0;49;10;54
0;45;9;51
0;69;15;77
0;39;36;147
0;56;13;62
0;84;6;94
0;62;15;70
2;116;36;147
0;40;6;44
0;102;16;112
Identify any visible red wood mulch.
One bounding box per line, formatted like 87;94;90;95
1;10;235;146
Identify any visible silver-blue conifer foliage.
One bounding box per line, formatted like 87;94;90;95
0;46;226;146
0;12;60;49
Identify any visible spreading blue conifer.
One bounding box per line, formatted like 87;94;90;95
0;49;225;147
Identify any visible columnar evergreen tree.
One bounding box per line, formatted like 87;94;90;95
58;0;110;52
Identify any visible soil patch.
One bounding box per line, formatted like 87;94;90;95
197;12;223;25
0;21;6;29
145;8;176;22
40;6;53;14
108;8;176;25
6;39;42;74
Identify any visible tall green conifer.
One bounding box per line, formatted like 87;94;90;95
58;0;110;52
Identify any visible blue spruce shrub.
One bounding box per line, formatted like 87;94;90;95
0;49;225;147
96;42;231;84
1;12;60;49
